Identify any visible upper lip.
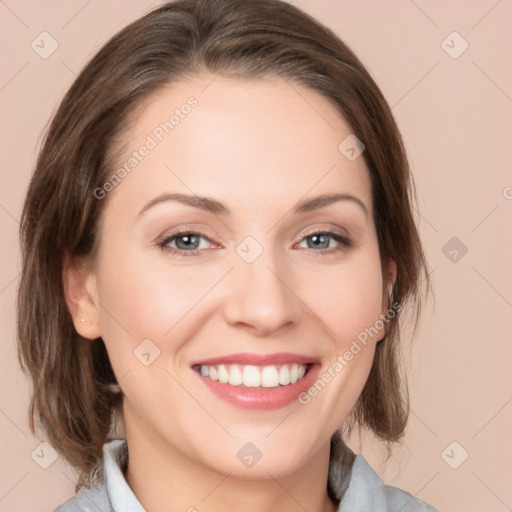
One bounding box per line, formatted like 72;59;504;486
191;352;320;367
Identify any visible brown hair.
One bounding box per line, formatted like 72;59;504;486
17;0;430;498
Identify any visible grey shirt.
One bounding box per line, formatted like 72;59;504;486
54;440;438;512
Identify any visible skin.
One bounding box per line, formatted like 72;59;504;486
64;74;396;512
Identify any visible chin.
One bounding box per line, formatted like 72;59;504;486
194;436;317;480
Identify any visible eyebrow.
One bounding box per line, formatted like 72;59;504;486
137;192;368;218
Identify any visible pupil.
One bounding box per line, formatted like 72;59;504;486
177;235;199;250
309;234;328;249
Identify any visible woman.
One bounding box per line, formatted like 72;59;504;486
17;0;437;510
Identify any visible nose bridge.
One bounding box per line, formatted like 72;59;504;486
222;237;301;335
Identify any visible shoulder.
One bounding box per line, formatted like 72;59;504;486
338;455;439;512
53;481;112;512
53;439;138;512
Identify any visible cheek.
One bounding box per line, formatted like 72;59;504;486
297;267;384;429
96;249;216;340
92;248;221;390
294;244;384;401
300;250;385;348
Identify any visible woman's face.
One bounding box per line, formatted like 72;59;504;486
83;74;395;478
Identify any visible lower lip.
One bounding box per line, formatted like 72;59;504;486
193;364;320;410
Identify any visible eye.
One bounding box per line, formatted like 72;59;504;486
157;230;216;257
296;230;351;255
157;228;351;257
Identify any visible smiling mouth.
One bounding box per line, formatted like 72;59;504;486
192;363;311;389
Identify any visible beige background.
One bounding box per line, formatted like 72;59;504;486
1;1;511;511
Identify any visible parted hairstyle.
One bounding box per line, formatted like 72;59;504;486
17;0;431;498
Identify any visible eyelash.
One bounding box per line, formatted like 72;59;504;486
157;228;352;257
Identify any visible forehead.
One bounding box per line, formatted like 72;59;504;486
105;74;373;219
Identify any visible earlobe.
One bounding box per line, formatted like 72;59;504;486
62;253;102;340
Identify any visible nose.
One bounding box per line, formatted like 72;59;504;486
222;249;303;337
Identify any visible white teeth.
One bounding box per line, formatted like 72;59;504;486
197;363;309;388
261;366;279;387
278;365;291;385
228;366;243;386
209;366;218;381
218;364;229;384
290;363;298;384
243;365;261;387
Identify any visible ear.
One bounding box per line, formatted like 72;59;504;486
374;258;398;343
62;253;102;340
382;258;398;312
